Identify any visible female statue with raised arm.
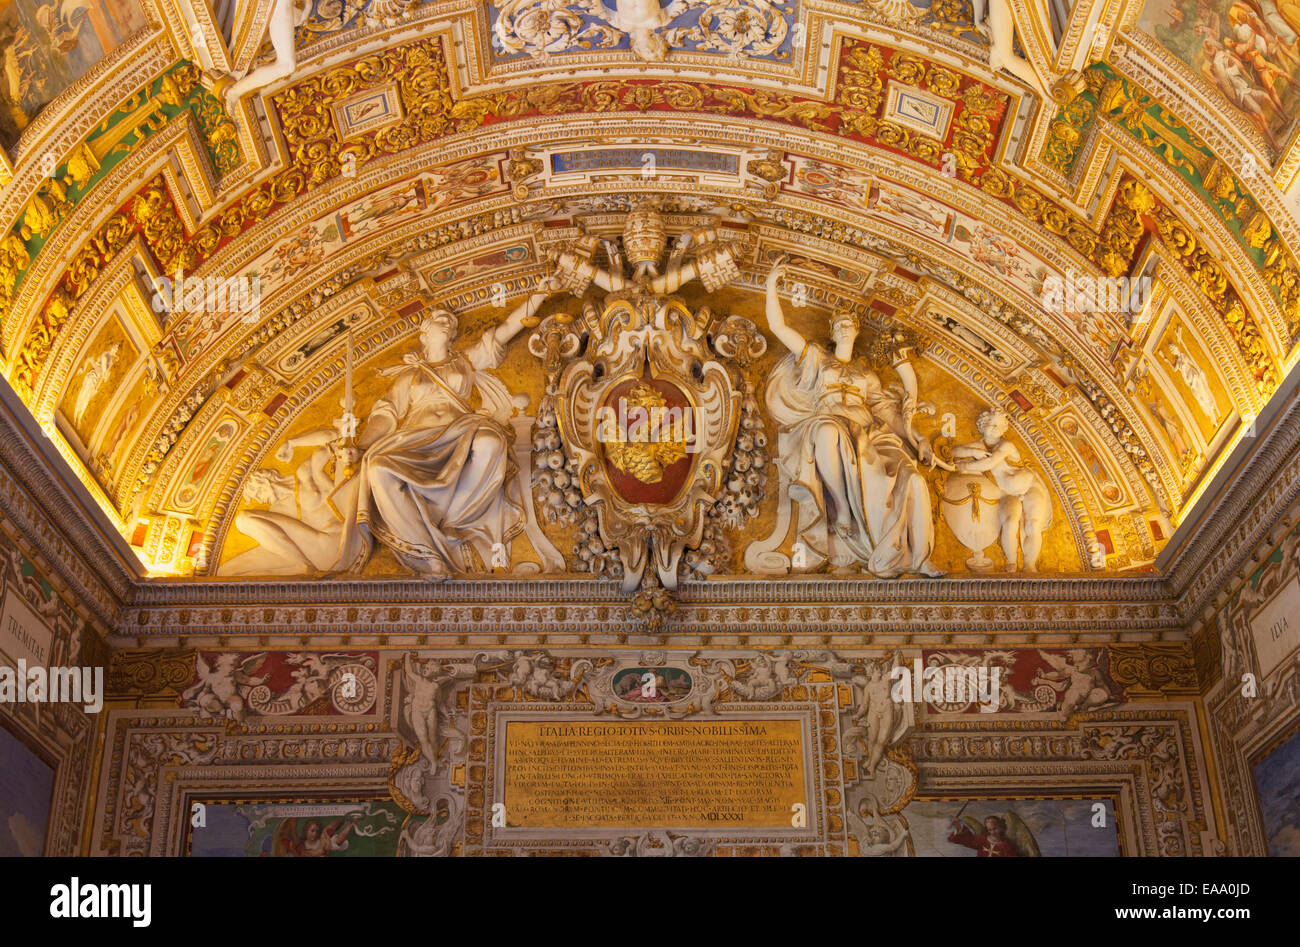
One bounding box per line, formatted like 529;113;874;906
763;259;944;577
337;279;561;576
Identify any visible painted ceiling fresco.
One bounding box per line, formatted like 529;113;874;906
1137;0;1300;150
0;0;148;151
0;0;1296;591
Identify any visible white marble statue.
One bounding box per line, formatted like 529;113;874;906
220;424;356;576
948;407;1052;572
220;0;311;114
337;283;560;576
761;259;944;577
223;283;563;577
593;0;674;61
402;653;456;773
979;0;1046;96
848;660;898;774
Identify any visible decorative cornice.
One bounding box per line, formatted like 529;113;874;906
113;572;1181;644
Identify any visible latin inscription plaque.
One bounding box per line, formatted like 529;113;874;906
1249;575;1300;679
502;718;806;829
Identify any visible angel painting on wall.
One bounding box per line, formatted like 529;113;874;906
273;813;363;857
896;798;1123;856
188;801;404;857
947;809;1041;857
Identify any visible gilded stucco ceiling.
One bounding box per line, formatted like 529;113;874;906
1;0;1299;588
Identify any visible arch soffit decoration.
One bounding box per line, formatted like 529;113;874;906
0;0;1297;592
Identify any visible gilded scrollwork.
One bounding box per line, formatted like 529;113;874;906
490;0;792;63
528;203;750;592
1105;643;1199;700
107;648;198;700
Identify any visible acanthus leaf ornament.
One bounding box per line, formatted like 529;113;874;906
491;0;792;63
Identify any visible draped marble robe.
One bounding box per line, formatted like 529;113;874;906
766;343;936;577
336;332;525;576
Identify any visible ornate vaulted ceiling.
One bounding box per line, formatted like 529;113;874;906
2;0;1299;596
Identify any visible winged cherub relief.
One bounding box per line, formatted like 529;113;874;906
181;653;269;722
947;808;1041;857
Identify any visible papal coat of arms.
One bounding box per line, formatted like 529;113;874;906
599;381;691;484
527;203;763;591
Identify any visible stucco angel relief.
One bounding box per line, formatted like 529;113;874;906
749;258;947;577
220;283;565;578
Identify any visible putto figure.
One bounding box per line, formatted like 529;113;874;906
948;408;1053;572
402;653;473;774
847;660;898;774
761;259;944;577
